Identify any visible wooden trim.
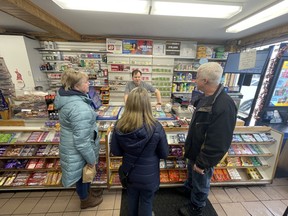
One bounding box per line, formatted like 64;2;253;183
0;0;81;41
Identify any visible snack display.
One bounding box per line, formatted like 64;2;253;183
160;170;170;183
211;169;231;182
247;168;263;180
96;106;122;120
227;168;241;180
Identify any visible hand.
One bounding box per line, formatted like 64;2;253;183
188;105;196;114
87;164;95;168
193;164;205;175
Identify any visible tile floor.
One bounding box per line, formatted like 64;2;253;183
0;178;288;216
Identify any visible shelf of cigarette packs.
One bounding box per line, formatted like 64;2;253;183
211;126;283;186
0;124;109;189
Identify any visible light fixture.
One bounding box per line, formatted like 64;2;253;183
52;0;150;14
151;1;242;19
52;0;242;18
226;0;288;33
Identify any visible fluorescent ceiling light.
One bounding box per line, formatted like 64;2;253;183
151;2;242;19
52;0;149;14
53;0;242;18
226;0;288;33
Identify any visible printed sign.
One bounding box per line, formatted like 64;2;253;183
165;41;181;55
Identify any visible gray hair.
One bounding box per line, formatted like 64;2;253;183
197;62;223;85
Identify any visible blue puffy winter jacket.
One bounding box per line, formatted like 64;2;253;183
54;87;100;187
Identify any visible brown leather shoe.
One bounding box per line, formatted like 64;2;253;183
90;188;103;197
80;194;103;209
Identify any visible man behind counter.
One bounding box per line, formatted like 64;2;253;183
124;69;162;105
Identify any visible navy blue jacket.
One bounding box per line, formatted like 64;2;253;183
111;121;169;192
184;85;237;169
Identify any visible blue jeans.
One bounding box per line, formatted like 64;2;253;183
185;160;214;208
184;160;193;190
76;177;91;200
127;187;155;216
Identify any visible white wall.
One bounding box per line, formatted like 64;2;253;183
23;37;48;90
0;35;47;94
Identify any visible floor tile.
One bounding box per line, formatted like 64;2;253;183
59;190;75;197
45;213;63;216
112;209;120;216
0;198;8;208
48;196;71;213
103;190;116;195
113;192;121;210
13;197;39;214
273;186;288;199
224;188;245;202
271;178;288;186
30;196;56;214
27;191;45;198
212;203;227;216
28;214;45;216
221;203;250;216
44;191;60;197
98;195;115;211
0;197;25;215
0;192;14;199
211;187;232;203
237;187;258;201
208;190;218;204
79;211;97;216
281;199;288;205
63;212;80;216
13;192;30;198
65;196;81;212
261;186;284;200
262;200;287;216
249;186;271;201
96;210;113;216
241;201;273;216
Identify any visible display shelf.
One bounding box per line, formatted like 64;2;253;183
106;126;282;187
107;55;174;104
36;48;111;54
0;126;109;190
37;49;108;91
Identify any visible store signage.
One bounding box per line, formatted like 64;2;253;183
106;38;122;54
122;39;153;55
165;41;181;55
239;49;256;70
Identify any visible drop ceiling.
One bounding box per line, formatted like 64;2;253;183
0;0;288;47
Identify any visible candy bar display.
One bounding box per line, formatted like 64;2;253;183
96;106;122;120
11;172;30;186
169;145;183;157
211;169;231;182
226;168;242;180
247;168;263;180
168;170;180;182
160;170;170;183
0;124;283;190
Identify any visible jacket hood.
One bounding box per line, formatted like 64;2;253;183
54;87;92;110
114;125;154;154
